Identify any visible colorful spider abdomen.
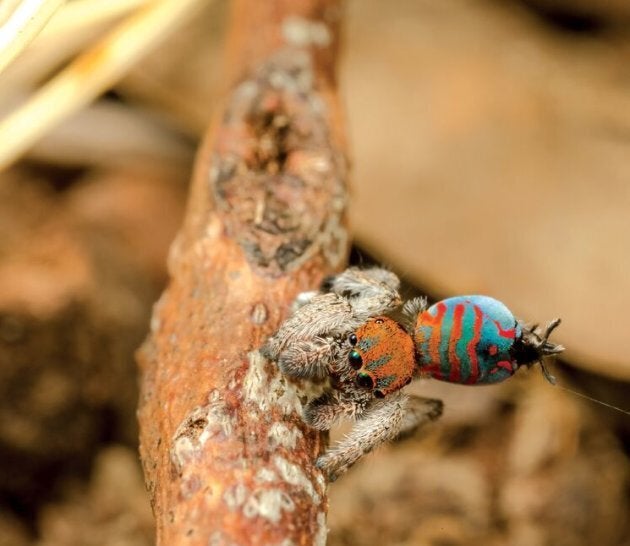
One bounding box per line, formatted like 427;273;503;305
414;295;522;385
350;316;416;398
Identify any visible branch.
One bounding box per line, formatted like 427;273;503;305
137;1;347;544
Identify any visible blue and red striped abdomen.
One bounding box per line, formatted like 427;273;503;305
414;296;522;385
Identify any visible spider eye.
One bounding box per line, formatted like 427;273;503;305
357;373;374;389
349;333;358;346
374;390;385;398
348;350;363;369
375;318;384;324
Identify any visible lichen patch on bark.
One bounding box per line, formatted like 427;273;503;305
268;422;303;449
282;16;332;48
243;351;302;414
273;455;322;506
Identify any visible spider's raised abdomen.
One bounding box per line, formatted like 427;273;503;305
414;295;522;385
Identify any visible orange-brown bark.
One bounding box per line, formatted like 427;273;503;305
137;1;347;544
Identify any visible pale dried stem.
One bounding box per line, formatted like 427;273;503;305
0;0;208;172
0;0;151;99
0;0;65;75
39;0;149;41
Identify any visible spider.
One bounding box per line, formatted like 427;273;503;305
262;267;563;481
261;267;443;481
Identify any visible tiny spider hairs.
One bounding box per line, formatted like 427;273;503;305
261;267;564;481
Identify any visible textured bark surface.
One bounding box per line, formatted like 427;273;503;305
137;1;347;545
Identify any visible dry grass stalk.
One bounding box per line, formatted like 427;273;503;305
0;0;150;102
0;0;65;75
0;0;207;171
38;0;149;41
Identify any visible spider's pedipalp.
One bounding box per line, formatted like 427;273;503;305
303;388;372;431
303;391;340;430
277;338;339;380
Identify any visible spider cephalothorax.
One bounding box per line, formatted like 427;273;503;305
350;316;415;398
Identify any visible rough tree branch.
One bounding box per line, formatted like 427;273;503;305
137;1;347;544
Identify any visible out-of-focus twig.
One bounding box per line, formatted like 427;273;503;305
0;0;65;75
0;0;207;172
137;1;347;544
38;0;149;41
0;0;150;103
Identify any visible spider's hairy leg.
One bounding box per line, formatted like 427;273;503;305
303;388;370;431
262;267;403;363
322;267;403;320
397;394;443;439
290;290;319;313
303;391;345;431
316;392;409;481
323;266;400;294
277;338;338;380
261;293;359;362
401;296;428;332
316;392;443;481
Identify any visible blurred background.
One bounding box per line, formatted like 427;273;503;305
1;0;629;544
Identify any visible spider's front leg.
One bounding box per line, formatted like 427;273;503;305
316;392;408;481
315;392;442;481
276;337;341;380
323;267;402;320
303;387;372;431
260;292;358;370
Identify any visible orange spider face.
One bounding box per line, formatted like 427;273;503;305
348;316;416;398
